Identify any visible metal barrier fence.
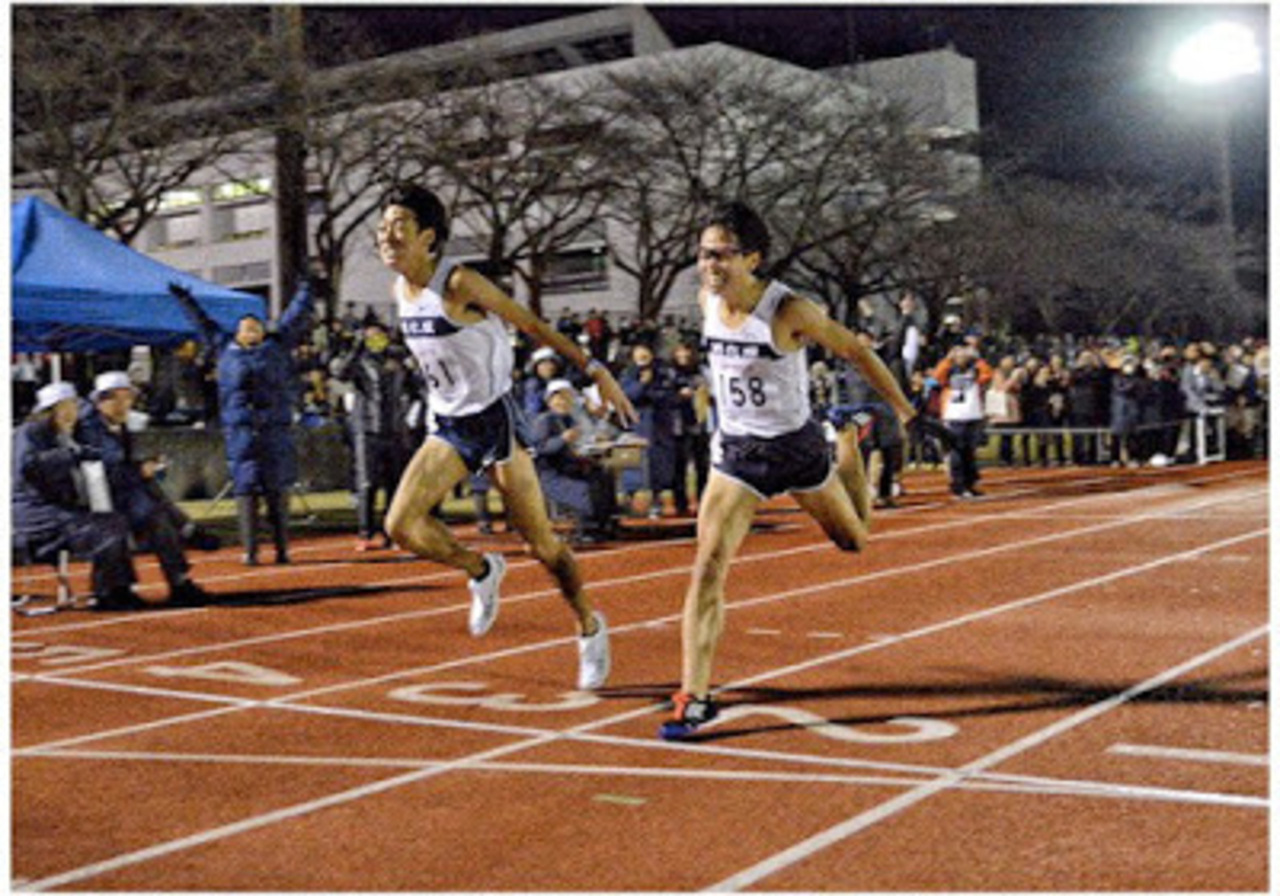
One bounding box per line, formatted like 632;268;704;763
979;409;1227;466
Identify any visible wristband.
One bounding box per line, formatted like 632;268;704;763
585;359;606;377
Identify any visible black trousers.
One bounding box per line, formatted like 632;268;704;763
945;420;985;493
25;511;136;598
237;491;288;559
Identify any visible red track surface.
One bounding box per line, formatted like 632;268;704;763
9;461;1269;891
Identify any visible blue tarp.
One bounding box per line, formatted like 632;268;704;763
10;196;266;352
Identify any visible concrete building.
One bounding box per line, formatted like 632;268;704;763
15;6;979;324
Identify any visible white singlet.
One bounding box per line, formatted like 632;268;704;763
395;259;513;417
702;281;811;438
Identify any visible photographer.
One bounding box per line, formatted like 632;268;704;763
931;343;993;498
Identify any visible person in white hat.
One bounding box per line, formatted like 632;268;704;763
77;371;219;607
13;381;146;610
529;379;618;545
521;345;563;417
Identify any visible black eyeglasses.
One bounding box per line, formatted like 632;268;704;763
697;246;743;262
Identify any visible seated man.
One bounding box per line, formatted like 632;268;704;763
76;371;216;606
13;382;143;611
531;380;618;544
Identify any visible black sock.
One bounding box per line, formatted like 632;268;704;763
475;557;490;581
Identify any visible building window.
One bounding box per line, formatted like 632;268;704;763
573;33;633;63
213;200;272;243
543;246;609;295
212;177;272;203
213;261;272;292
159;187;204;212
150;210;202;250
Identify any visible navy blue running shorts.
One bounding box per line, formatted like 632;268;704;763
712;417;832;499
431;393;532;473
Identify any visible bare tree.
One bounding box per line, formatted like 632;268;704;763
396;61;617;316
915;175;1251;339
12;6;275;244
590;48;953;320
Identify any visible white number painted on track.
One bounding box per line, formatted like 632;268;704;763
11;642;128;665
389;681;601;712
713;706;958;744
145;661;301;687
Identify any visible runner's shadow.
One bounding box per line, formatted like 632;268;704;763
595;683;681;700
678;668;1268;744
213;582;444;607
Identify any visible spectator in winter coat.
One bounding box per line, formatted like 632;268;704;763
331;321;419;550
171;280;314;565
532;380;618;543
13;382;142;610
620;342;679;515
1067;350;1111;465
986;355;1026;465
521;346;563;419
668;341;711;516
1109;357;1146;466
75;371;219;606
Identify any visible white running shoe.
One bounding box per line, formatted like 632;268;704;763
467;552;505;636
577;612;611;690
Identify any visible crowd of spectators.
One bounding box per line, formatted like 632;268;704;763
12;298;1270;530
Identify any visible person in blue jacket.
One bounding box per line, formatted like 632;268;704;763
171;280;314;565
13;382;143;610
620;342;679;516
532;379;618;543
76;371;216;605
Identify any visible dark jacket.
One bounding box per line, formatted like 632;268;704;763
1068;365;1111;426
74;402;158;526
532;411;589;478
332;345;414;438
620;360;678;492
174;283;313;494
13;417;87;540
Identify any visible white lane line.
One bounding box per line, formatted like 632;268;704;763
19;621;1269;892
12;464;1249;592
12;486;1267;887
705;624;1270;892
12;465;1249;640
15;475;1263;681
17;693;667;892
9;525;716;635
22;614;1269;896
14;496;1266;755
1107;743;1268;767
24;748;1269;809
16;528;1268;803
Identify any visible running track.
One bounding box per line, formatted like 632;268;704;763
9;461;1269;891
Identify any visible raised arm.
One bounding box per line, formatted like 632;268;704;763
451;266;638;427
275;281;315;349
168;281;223;348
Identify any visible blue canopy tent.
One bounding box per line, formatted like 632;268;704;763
10;196;266;352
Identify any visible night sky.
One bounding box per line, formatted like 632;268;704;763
314;4;1269;229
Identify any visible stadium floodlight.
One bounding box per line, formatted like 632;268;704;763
1170;21;1261;85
